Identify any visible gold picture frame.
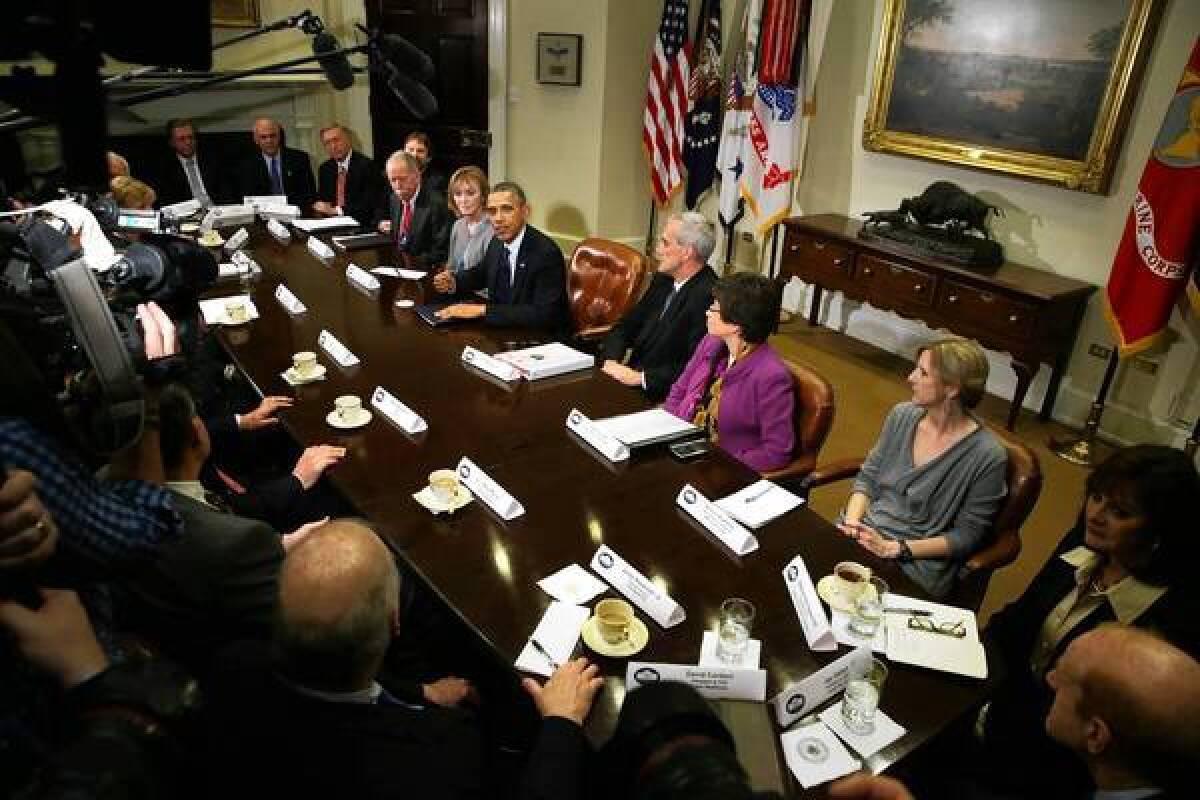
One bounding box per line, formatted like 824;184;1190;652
863;0;1164;194
212;0;261;29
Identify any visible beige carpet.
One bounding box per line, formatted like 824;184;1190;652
769;319;1110;622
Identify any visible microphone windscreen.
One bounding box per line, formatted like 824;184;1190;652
387;74;439;121
312;32;355;90
377;34;435;84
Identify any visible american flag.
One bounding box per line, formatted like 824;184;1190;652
643;0;692;207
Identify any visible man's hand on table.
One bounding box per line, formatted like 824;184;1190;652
291;445;346;490
601;361;643;388
432;269;456;294
238;396;294;431
436;303;485;321
522;657;604;726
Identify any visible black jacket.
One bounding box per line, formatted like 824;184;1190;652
376;186;453;267
153;151;232;207
450;224;568;332
315;150;384;225
234;147;317;211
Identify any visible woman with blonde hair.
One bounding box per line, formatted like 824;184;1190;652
445;165;492;275
837;337;1008;597
110;176;156;210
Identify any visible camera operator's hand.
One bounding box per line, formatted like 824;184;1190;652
291;445;346;490
238;396;294;432
522;657;604;726
0;589;109;688
0;469;58;570
137;302;179;360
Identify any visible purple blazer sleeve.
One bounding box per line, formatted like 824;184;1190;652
663;335;721;420
730;364;795;472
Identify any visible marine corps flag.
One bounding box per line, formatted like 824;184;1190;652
1105;38;1200;356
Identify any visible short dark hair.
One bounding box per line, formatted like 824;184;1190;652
712;272;781;344
1084;445;1200;585
490;181;527;206
403;131;431;152
158;383;197;473
165;118;195;138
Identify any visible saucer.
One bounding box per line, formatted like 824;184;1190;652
219;313;252;326
282;365;327;386
199;232;224;247
326;409;372;430
412;485;474;515
395;299;415;309
580;615;649;658
817;575;862;614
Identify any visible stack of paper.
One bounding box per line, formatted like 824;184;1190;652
293;216;360;232
883;594;988;679
592;408;700;447
494;342;594;381
715;480;804;529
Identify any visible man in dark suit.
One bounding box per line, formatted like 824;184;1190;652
312;123;383;225
375;151;452;266
234;117;316;210
432;181;568;332
154;118;230;208
599;211;718;401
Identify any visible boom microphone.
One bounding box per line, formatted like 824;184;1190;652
376;33;435;84
386;72;439;121
312;32;354;90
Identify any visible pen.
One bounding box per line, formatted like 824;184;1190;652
743;484;773;503
884;607;934;616
529;638;560;669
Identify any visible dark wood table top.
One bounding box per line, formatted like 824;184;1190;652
212;227;994;793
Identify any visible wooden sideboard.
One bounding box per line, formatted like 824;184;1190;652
780;214;1095;430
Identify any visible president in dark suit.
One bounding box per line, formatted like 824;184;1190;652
375;151;452;267
233;118;317;211
432;181;568;332
312;123;383;225
154;118;231;207
600;211;718;401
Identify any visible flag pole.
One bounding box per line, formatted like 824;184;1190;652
722;221;737;274
767;223;780;279
1049;349;1121;466
645;202;657;255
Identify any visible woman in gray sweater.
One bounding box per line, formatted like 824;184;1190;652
838;337;1008;598
446;165;493;275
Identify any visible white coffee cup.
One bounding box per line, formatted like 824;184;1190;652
832;561;872;602
429;469;460;503
292;351;317;377
594;598;634;645
334;395;362;424
225;299;248;323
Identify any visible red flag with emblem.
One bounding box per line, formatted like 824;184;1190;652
1104;38;1200;356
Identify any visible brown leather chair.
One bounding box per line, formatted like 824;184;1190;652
798;425;1042;610
567;238;649;339
761;360;835;486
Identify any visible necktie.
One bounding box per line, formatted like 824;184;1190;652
269;156;284;195
398;199;413;243
183;158;211;207
659;285;679;319
497;245;514;301
335;164;347;210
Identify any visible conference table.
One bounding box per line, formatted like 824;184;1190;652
210;226;995;796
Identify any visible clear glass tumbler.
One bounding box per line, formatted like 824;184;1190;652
841;657;889;735
716;597;756;664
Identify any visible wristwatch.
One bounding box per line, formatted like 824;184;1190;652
895;540;913;562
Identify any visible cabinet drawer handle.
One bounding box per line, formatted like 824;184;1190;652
813;241;826;251
947;294;959;303
913;283;924;293
833;258;845;266
1008;314;1020;323
790;244;800;252
862;267;873;276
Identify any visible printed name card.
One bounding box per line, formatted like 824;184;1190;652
677;484;758;555
461;346;520;382
317;329;360;367
770;646;874;729
626;662;767;702
266;218;291;242
307;236;335;260
455;457;524;520
274;284;306;314
346;263;381;291
223;227;250;253
161;199;201;219
782;555;837;652
370;387;427;434
589;545;686;629
565;409;629;462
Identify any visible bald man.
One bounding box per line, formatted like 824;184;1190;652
234;117;316;211
207;520;483;800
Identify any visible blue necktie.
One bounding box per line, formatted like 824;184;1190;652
269;156;284;195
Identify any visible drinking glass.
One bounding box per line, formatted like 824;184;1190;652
716;597;756;664
841;657;888;735
848;576;888;639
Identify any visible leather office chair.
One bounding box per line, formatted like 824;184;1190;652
797;425;1042;610
761;360;835;486
567;238;649;339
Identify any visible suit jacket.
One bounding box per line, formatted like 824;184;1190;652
451;224;568;332
600;266;717;400
315;150;383;225
664;335;795;472
234;147;317;211
112;490;283;669
376;186;453;267
153;151;232;207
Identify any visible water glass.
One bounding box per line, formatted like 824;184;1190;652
716;597;756;664
848;576;888;639
841;657;888;735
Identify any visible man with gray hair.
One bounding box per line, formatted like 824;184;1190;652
599;211;718;400
375;150;451;266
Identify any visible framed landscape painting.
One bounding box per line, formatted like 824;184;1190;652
863;0;1164;194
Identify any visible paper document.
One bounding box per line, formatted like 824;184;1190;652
199;296;259;326
293;216;360;232
372;266;427;280
593;408;699;447
780;723;861;789
538;564;609;606
515;601;590;677
716;480;804;529
494;342;594;381
883;594;987;679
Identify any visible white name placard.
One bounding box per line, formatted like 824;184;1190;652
566;409;629;462
771;646;874;728
274;284;306;314
266;218;291;242
782;555;837;652
455;457;524;520
223;227;250;253
370;387;427;434
317;329;360;367
590;545;685;629
677;484;758;555
626;662;766;702
307;236;335;260
161;199;201;220
346;263;380;291
461;346;520;382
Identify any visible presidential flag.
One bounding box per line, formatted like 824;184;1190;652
716;0;763;228
683;0;722;210
1104;38;1200;356
643;0;692;207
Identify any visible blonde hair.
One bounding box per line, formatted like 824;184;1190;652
446;166;489;214
110;176;156;210
917;337;989;409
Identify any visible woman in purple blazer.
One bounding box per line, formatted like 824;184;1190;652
664;272;794;471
